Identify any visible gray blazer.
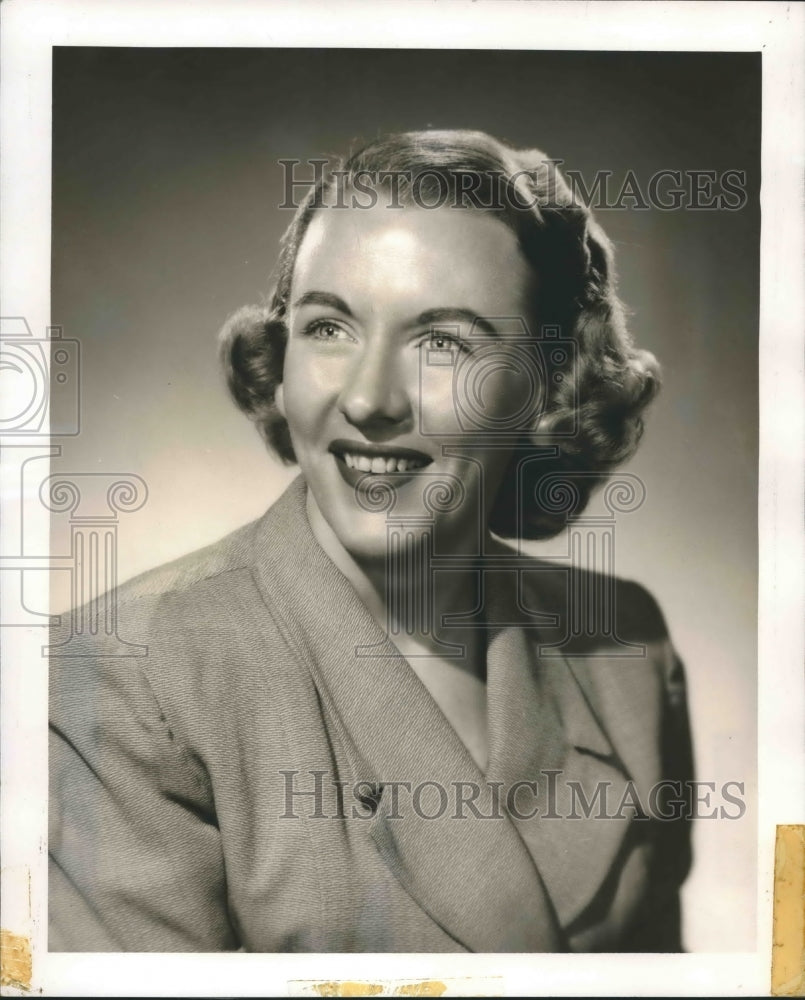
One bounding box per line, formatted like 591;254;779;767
49;476;693;953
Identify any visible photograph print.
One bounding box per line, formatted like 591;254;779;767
45;46;760;955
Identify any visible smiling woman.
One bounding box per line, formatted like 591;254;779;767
49;130;694;953
278;202;537;566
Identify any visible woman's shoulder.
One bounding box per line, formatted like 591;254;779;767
48;501;294;745
117;515;263;606
49;515;255;649
492;537;671;647
493;542;688;735
117;476;308;604
50;503;292;673
53;479;309;647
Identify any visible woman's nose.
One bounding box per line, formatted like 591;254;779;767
337;343;412;430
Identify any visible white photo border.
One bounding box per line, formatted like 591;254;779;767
1;1;803;996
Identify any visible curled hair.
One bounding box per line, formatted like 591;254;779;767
219;130;661;540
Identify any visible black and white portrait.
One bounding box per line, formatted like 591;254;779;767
1;2;802;996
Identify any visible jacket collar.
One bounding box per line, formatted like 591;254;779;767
248;477;653;946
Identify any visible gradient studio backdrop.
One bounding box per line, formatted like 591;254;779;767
51;49;760;952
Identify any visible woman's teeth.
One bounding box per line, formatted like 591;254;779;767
342;453;427;473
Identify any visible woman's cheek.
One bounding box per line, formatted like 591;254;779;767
421;352;534;438
466;365;537;433
284;348;349;421
416;366;464;435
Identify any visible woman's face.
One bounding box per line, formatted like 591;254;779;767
277;200;540;564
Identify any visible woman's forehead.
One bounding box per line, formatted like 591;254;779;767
290;203;536;318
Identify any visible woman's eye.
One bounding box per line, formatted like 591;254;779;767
427;332;465;354
305;320;352;342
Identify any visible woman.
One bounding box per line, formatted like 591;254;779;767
49;130;694;953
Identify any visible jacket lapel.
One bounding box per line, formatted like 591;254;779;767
249;478;563;953
481;571;641;931
565;654;665;805
502;653;643;930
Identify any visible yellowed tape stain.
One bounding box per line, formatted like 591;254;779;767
311;985;384;998
0;928;32;992
309;985;446;998
772;824;805;997
294;980;494;998
393;983;447;997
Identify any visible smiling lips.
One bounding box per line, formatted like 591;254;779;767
329;439;432;475
342;453;426;473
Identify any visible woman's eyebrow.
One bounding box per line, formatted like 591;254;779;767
292;290;354;315
415;308;499;338
290;295;498;337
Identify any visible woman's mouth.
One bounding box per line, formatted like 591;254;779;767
328;439;433;486
340;452;429;473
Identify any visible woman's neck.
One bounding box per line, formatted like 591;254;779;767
305;488;486;680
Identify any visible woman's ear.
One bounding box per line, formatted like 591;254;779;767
275;383;286;417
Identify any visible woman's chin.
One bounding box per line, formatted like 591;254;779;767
305;471;485;570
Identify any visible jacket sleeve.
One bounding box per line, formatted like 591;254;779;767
49;618;239;952
628;635;695;952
